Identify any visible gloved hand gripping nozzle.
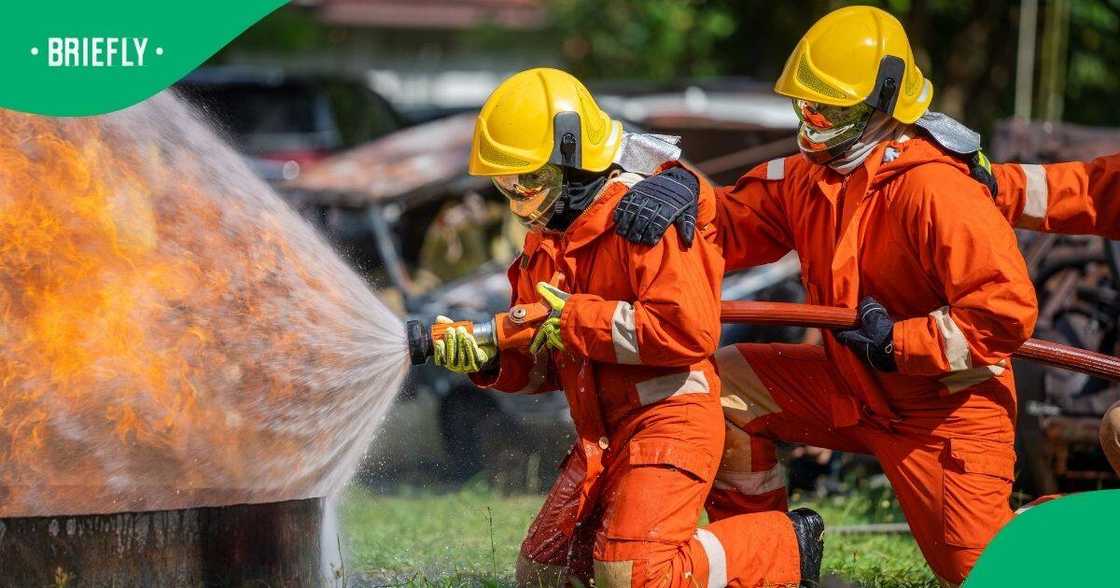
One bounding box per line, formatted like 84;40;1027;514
407;300;552;366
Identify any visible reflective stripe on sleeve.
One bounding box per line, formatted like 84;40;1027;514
611;301;640;365
694;528;728;588
1019;163;1049;227
635;371;709;406
765;157;785;180
930;307;972;372
940;361;1008;393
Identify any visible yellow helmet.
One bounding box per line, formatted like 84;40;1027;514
469;68;623;176
773;5;932;124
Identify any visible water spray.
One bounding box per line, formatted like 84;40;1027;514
407;301;553;365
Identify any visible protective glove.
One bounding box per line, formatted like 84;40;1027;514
529;282;569;354
968;149;998;199
433;315;494;374
835;297;897;372
613;167;699;248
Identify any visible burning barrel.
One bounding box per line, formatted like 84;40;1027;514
0;499;331;587
0;97;406;583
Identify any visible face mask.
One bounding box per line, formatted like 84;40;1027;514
794;100;874;165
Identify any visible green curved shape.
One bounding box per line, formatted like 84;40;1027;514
0;0;287;116
965;490;1120;586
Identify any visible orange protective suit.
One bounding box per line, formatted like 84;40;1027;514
473;169;801;587
706;136;1038;585
992;155;1120;239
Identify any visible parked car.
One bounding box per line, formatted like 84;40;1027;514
176;66;406;183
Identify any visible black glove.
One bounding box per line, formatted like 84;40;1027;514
835;297;897;372
968;150;998;199
613;167;699;247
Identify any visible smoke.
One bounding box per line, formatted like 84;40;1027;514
0;92;407;517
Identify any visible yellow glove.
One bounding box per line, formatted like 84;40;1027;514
433;315;494;373
529;282;569;354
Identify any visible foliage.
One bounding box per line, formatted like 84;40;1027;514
547;0;736;81
549;0;1120;133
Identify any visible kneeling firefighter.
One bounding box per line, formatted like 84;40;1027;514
424;68;824;587
608;7;1040;586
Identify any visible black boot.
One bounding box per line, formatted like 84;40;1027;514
787;508;825;587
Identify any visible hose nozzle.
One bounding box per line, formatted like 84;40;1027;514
406;318;495;366
406;319;433;366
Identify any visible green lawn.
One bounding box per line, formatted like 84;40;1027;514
340;483;936;587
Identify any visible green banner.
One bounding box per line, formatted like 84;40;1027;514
0;0;286;116
965;490;1120;586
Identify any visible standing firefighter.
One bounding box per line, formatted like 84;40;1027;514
432;68;823;587
612;7;1039;586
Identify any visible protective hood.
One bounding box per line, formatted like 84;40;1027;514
823;111;905;175
914;111;981;155
613;132;682;175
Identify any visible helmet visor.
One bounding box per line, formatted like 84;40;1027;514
794;100;873;163
492;163;564;228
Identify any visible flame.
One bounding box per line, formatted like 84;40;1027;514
0;93;406;517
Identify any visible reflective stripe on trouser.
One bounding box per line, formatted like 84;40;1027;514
708;346;790;521
592;512;800;587
707;423;789;521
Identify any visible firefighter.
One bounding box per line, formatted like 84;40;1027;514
610;7;1039;586
432;68;823;587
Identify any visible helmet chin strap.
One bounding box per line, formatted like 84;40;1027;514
544;167;612;232
819;111;903;175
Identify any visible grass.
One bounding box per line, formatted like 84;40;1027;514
340;482;937;588
803;486;937;588
340;482;535;586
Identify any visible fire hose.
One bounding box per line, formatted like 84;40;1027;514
720;300;1120;382
408;300;1120;382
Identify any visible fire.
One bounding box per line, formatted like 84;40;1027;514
0;93;406;518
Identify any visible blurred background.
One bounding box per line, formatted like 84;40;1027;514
178;0;1120;505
